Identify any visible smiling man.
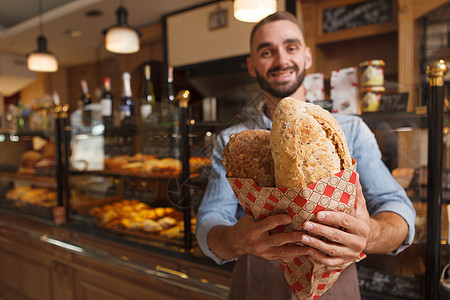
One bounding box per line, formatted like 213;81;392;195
195;11;415;300
247;14;311;110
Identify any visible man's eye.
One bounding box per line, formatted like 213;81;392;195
261;50;272;57
287;45;299;52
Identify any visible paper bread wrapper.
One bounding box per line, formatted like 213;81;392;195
227;161;365;300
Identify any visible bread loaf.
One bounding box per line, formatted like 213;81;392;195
270;97;352;188
223;129;275;187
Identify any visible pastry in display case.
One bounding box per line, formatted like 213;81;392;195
69;119;211;250
0;132;65;222
103;153;211;176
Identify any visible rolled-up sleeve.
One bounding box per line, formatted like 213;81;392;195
195;132;242;264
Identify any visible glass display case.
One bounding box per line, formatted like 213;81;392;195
67;91;218;255
0;101;68;225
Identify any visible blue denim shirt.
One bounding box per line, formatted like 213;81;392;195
196;105;416;265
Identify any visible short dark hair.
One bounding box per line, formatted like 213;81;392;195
249;11;303;48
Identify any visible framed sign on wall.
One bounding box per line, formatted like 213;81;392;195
209;8;227;30
314;0;398;44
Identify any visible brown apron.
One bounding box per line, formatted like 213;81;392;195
229;255;360;300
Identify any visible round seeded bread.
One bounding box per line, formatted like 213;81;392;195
223;129;275;187
270;97;352;188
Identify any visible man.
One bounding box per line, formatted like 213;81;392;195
196;11;415;300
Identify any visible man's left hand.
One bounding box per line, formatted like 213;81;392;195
299;174;372;267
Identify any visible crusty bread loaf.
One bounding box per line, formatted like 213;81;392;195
270;97;352;188
21;150;42;168
223;130;275;187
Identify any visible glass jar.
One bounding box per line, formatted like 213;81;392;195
361;86;385;112
359;60;385;87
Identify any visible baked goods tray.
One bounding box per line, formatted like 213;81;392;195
70;170;201;180
72;197;194;248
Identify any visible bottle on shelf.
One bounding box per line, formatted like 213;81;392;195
140;64;158;124
79;79;92;127
16;101;25;132
120;72;136;127
30;98;41;131
100;77;114;129
20;102;31;132
160;65;175;123
6;104;18;133
40;94;54;132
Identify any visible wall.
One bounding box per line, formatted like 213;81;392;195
19;66;69;107
66;23;164;112
167;0;286;67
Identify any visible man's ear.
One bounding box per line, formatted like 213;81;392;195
305;47;313;70
247;56;256;77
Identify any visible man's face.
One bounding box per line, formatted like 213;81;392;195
247;20;312;98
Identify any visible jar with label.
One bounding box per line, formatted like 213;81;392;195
361;86;385;112
359;60;385;87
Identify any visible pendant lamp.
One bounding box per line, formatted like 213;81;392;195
103;2;140;54
27;0;58;72
234;0;277;23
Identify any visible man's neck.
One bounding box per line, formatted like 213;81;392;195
264;86;306;120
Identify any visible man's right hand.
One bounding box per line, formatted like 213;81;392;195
207;214;309;261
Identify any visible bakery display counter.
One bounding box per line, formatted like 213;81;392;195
0;127;67;224
0;210;232;300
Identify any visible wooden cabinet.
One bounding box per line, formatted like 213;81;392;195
0;220;73;300
300;0;449;111
0;212;231;300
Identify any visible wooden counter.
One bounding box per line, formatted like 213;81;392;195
0;211;232;300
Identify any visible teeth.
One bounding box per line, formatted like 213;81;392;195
272;71;292;77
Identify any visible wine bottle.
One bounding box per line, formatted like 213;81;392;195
140;65;157;124
80;80;92;126
100;77;114;128
160;66;175;123
120;72;135;127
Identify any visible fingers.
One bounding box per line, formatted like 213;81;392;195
266;244;310;260
268;230;302;247
300;231;363;258
306;211;366;236
305;248;354;267
258;213;293;232
302;214;368;250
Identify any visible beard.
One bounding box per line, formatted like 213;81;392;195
255;65;306;98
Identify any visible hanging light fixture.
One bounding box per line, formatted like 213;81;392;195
234;0;277;23
103;1;140;54
27;0;58;72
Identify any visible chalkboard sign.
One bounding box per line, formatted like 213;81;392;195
322;0;393;33
378;93;409;112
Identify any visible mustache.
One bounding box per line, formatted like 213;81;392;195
267;65;298;75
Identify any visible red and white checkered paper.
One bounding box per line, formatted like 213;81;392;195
227;161;365;300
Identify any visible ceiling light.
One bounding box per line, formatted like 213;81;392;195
103;3;140;54
27;0;58;72
233;0;277;23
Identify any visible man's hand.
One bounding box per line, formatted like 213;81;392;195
208;214;309;261
299;174;408;267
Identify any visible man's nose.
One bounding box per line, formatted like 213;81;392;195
274;50;290;67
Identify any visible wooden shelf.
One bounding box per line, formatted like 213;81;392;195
316;22;398;45
0;171;56;188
